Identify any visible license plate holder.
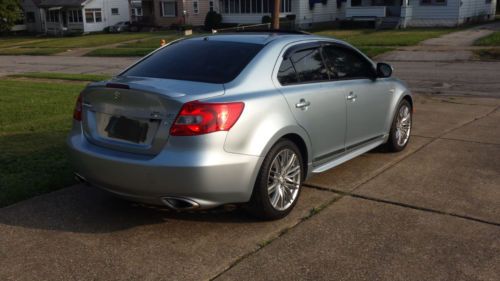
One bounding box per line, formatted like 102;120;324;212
105;116;149;143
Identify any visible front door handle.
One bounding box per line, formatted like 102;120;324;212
347;92;357;101
295;99;311;109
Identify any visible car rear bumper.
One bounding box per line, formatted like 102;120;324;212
67;126;263;209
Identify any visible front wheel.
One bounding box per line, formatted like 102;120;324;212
386;99;412;152
247;140;304;220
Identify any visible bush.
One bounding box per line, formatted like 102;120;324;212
262;15;272;24
204;11;222;30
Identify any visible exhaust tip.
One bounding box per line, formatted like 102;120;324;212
162;197;200;211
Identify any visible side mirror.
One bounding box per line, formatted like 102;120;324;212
376;62;393;78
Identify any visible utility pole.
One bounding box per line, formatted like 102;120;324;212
272;0;281;29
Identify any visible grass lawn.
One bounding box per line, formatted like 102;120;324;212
9;72;110;82
474;48;500;60
0;73;110;207
314;28;453;46
474;31;500;46
0;47;66;56
34;32;173;48
0;37;51;48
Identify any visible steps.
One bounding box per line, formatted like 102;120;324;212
377;17;401;29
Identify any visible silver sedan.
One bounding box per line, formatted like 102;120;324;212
68;31;412;220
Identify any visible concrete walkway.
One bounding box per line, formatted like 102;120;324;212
1;24;499;281
379;21;500;62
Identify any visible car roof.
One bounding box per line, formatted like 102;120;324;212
187;32;345;47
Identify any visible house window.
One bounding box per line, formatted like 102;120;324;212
132;7;143;16
68;10;83;23
209;0;214;11
193;1;199;14
85;8;102;23
26;12;35;23
46;10;59;23
161;1;177;17
111;8;119;15
485;0;491;3
420;0;446;5
220;0;292;14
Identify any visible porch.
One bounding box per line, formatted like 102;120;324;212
345;0;413;21
41;6;84;35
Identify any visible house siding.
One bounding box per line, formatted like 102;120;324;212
84;0;131;32
153;0;184;27
23;0;45;33
295;0;345;28
406;0;461;27
459;0;497;22
184;0;212;26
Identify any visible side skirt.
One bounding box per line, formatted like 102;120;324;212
311;135;387;174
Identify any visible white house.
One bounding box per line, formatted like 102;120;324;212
216;0;497;28
21;0;131;34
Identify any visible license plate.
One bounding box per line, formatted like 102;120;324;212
105;116;149;143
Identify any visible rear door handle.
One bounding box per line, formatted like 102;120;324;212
346;92;357;101
295;99;311;109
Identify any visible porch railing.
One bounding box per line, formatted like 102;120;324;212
346;7;386;18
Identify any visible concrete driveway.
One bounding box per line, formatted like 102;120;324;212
1;26;499;281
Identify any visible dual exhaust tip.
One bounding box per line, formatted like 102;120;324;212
74;173;200;211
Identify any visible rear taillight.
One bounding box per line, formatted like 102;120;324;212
73;93;82;121
170;101;244;136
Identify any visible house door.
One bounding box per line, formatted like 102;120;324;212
61;11;67;28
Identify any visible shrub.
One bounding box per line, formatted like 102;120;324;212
262;15;272;24
204;11;222;30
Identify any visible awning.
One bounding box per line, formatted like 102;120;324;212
48;6;63;11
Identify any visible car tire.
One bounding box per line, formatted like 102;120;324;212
386;99;412;152
247;139;304;220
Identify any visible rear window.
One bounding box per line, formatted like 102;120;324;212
121;39;264;84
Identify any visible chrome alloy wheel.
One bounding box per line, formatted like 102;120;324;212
267;149;301;211
395;104;412;147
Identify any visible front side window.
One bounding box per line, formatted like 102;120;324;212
161;1;177;17
111;8;119;15
322;45;374;80
68;10;83;23
289;48;329;83
122;40;263;84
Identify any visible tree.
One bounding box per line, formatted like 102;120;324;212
0;0;22;32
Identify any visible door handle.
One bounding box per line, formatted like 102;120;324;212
295;99;311;109
346;92;357;101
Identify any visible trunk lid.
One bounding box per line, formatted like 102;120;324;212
81;76;225;155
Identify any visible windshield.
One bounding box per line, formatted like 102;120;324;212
121;39;264;84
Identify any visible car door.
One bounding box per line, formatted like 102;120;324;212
276;44;347;164
322;44;393;150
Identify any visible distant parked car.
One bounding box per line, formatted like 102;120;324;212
68;31;413;220
109;22;130;33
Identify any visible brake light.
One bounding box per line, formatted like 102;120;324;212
170;101;245;136
73;93;82;121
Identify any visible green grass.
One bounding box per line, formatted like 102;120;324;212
0;47;66;56
0;37;51;48
85;47;156;57
0;75;106;207
474;32;500;46
9;72;111;82
33;32;172;48
314;28;452;46
358;46;394;58
119;35;179;48
474;48;500;60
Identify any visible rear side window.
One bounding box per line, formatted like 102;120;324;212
122;40;263;84
322;45;374;80
290;48;329;83
277;58;298;85
277;47;329;85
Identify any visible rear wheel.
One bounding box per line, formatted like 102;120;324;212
247;140;304;220
386;99;412;152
